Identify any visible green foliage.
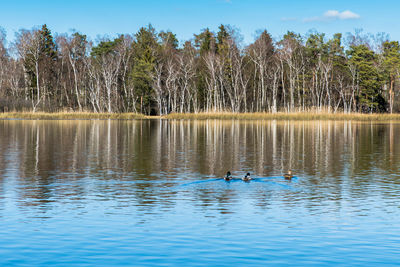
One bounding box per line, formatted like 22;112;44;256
328;33;347;70
329;33;344;56
71;32;88;59
130;25;160;114
22;24;57;95
348;45;386;112
159;31;178;49
91;36;122;58
306;32;326;57
383;41;400;77
258;30;274;53
7;24;400;114
134;24;159;60
193;28;216;110
282;31;302;46
194;28;215;55
381;41;400;112
39;24;57;60
216;24;230;54
131;60;153;96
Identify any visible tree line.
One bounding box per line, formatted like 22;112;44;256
0;24;400;114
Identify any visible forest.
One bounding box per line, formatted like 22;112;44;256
0;24;400;114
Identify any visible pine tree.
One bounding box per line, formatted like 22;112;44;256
348;45;386;112
130;25;159;114
382;41;400;113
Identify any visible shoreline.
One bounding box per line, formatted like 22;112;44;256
0;112;146;120
163;112;400;121
2;112;400;121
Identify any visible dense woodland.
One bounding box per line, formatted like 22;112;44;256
1;24;400;114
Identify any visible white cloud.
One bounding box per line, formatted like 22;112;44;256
324;10;341;18
324;10;360;20
304;10;360;22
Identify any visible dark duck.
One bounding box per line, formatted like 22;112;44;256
224;171;233;181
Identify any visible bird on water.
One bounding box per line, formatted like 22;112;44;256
242;172;251;181
224;171;233;181
284;170;293;180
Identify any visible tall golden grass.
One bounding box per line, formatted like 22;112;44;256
163;112;400;121
3;111;400;121
0;112;146;120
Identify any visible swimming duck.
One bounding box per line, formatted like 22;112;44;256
284;170;293;180
224;171;233;181
242;172;251;181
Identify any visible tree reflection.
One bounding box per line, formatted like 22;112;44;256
0;120;400;217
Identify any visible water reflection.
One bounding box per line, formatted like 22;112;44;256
0;119;399;216
2;119;400;265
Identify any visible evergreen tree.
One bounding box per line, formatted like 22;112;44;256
195;28;215;55
159;31;178;49
130;25;159;114
39;24;57;102
193;29;217;109
7;24;400;114
216;24;230;55
348;45;386;112
382;41;400;112
39;24;57;60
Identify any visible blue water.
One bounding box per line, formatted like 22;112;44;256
1;120;400;266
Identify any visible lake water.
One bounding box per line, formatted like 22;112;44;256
1;119;400;266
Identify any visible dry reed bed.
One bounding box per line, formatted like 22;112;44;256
2;112;400;121
0;112;146;120
164;112;400;121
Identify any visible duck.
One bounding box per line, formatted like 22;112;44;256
242;172;251;182
284;170;293;180
224;171;233;181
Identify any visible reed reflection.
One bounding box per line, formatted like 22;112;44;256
0;120;400;217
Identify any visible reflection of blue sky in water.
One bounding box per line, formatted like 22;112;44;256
1;120;400;266
179;177;299;191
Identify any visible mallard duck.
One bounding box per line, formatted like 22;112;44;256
224;171;232;181
242;172;251;181
284;170;293;180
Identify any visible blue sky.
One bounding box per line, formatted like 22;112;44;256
0;0;398;45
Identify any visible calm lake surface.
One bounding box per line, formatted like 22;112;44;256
1;119;400;266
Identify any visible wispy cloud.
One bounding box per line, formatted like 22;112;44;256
304;10;360;22
324;10;360;19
